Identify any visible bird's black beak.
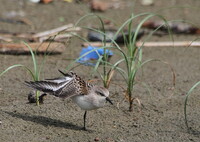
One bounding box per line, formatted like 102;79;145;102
106;97;113;105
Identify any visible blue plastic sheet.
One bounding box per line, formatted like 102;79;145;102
77;46;113;66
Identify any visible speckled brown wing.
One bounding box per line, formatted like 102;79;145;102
52;78;78;98
25;71;89;99
72;72;88;95
59;71;88;96
56;71;89;97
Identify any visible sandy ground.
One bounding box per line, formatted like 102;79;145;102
1;0;200;141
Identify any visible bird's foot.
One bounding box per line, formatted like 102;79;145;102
82;127;87;131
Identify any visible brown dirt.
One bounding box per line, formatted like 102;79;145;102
1;0;200;141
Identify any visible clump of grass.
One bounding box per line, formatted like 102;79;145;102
110;13;176;111
0;42;48;105
184;81;200;131
65;13;117;89
67;13;176;111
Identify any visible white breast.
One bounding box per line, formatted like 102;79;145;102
71;95;106;111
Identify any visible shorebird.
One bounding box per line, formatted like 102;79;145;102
24;70;113;130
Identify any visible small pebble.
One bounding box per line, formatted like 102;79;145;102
90;0;109;12
46;136;50;140
94;137;100;141
141;0;154;6
29;0;40;3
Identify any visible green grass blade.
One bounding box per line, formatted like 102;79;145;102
0;64;35;80
23;41;39;81
0;64;24;77
94;56;103;71
184;81;200;130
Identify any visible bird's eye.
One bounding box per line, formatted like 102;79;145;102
96;91;105;96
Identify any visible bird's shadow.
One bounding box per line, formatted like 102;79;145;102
2;110;84;131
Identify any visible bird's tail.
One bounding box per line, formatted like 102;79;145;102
58;69;68;76
58;69;76;77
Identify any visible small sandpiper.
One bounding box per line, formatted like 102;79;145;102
24;70;113;130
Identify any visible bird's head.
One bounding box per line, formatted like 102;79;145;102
94;86;113;105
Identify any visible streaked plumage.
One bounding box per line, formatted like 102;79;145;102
24;70;113;130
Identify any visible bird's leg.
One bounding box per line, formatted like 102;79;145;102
83;111;87;130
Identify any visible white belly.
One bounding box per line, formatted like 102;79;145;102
72;95;106;110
